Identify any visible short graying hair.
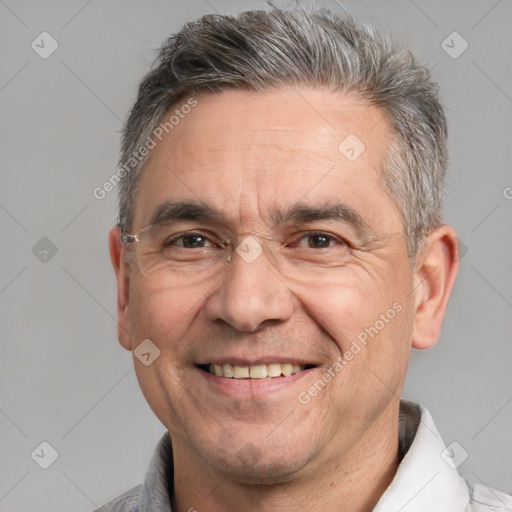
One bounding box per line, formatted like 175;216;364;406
118;6;447;259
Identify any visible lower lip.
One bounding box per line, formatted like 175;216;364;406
196;366;314;397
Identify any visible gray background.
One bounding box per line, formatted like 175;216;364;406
0;0;511;510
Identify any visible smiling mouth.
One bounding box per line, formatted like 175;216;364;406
197;363;316;379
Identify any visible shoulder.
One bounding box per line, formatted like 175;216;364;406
93;485;142;512
465;480;512;511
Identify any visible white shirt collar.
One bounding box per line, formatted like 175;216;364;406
374;400;469;511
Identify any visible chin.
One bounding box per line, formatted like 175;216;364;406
201;441;314;485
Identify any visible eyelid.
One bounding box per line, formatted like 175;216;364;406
160;226;350;249
166;230;226;247
287;230;349;248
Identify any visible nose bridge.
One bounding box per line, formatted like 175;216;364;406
228;231;280;263
205;233;293;332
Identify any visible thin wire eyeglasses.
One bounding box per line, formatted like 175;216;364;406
120;222;294;275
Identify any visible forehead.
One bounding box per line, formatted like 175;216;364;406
134;87;400;232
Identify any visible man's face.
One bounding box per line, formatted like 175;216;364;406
118;87;417;482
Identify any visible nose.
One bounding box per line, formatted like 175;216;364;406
204;240;295;332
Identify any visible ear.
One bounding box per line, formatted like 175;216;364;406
411;224;459;350
109;226;133;351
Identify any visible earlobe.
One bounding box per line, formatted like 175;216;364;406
411;225;460;350
109;226;133;351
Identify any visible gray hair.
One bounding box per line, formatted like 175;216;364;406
118;6;447;259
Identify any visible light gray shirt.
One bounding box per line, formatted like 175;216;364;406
95;400;512;511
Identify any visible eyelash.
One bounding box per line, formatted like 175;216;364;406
164;231;220;248
166;231;348;249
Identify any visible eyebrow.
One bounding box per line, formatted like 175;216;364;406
147;200;372;239
148;201;223;227
269;202;372;240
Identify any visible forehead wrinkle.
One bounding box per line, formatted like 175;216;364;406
145;197;269;235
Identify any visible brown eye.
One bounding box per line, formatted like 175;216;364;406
307;233;332;248
164;232;217;249
293;232;342;249
181;234;208;248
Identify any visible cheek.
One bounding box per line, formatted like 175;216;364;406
129;278;207;347
128;280;212;430
293;261;413;366
293;273;389;350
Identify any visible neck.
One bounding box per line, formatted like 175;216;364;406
171;403;400;512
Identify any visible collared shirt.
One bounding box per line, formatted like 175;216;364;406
95;401;512;511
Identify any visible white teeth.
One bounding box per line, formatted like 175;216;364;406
233;365;250;379
281;363;293;377
207;363;306;379
267;363;282;377
223;363;234;378
249;365;267;379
